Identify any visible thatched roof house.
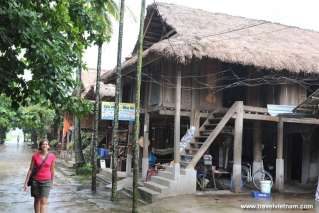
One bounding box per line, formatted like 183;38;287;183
102;2;319;82
82;68;115;100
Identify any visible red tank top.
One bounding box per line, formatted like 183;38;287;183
32;152;56;181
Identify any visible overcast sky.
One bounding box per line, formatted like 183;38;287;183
83;0;319;71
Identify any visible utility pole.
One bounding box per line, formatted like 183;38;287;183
111;0;125;201
92;43;102;193
132;0;145;212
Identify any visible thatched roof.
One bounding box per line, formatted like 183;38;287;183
102;2;319;81
82;69;115;99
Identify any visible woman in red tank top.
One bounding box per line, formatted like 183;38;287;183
24;139;56;213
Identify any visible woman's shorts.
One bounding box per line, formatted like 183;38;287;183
31;180;52;198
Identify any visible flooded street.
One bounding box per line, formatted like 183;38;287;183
0;140;131;213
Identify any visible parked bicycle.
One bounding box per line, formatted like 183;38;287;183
241;162;273;190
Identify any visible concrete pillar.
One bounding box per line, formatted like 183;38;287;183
173;68;181;179
232;101;243;193
253;121;263;174
126;122;133;177
301;134;311;184
275;118;284;191
142;112;150;179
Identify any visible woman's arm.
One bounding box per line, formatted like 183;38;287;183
23;160;34;191
50;159;55;184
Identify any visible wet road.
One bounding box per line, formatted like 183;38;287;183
1;139;318;213
0;140;131;213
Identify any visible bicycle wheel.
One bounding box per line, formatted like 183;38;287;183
197;174;206;190
252;169;273;190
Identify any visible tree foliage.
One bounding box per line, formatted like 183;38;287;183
0;94;16;130
17;103;55;138
0;0;118;109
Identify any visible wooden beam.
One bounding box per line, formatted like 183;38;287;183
244;113;279;122
159;109;190;117
281;117;319;125
244;105;268;114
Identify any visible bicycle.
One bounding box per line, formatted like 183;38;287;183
241;162;273;190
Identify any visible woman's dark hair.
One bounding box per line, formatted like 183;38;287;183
38;139;49;151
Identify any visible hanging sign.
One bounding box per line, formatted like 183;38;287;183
101;102;135;121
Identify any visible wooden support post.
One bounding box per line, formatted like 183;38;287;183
232;101;243;193
253;121;263;174
190;67;200;131
142;111;150;179
301;134;311;184
142;82;150;179
173;67;181;179
275;118;284;191
126;122;133;177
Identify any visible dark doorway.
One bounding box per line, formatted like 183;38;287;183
288;133;303;182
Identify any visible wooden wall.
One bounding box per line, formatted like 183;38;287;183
144;58;308;112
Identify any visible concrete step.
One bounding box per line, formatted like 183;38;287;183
151;175;171;187
181;154;193;161
180;160;189;168
144;181;168;193
138;186;160;203
158;170;174;179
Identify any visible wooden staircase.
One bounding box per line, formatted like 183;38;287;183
137;102;241;202
181;102;240;169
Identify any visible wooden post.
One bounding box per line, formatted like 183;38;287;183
232;101;243;193
190;65;200;133
246;84;263;174
142;82;150;179
173;67;181;179
275;118;284;191
301;133;311;184
142;111;150;179
253;121;263;174
126;122;133;176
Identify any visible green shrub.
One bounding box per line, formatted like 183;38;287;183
49;139;59;149
76;163;92;176
81;132;92;150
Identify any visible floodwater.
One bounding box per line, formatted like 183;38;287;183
0;140;131;213
1;139;318;213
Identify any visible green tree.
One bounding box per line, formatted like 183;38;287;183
18;103;55;147
0;95;16;144
90;0;119;193
0;0;117;108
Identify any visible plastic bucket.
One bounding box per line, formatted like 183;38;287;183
260;180;272;193
97;148;108;158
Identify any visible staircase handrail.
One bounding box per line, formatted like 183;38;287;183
186;101;241;169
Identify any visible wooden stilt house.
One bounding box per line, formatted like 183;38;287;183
102;3;319;200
